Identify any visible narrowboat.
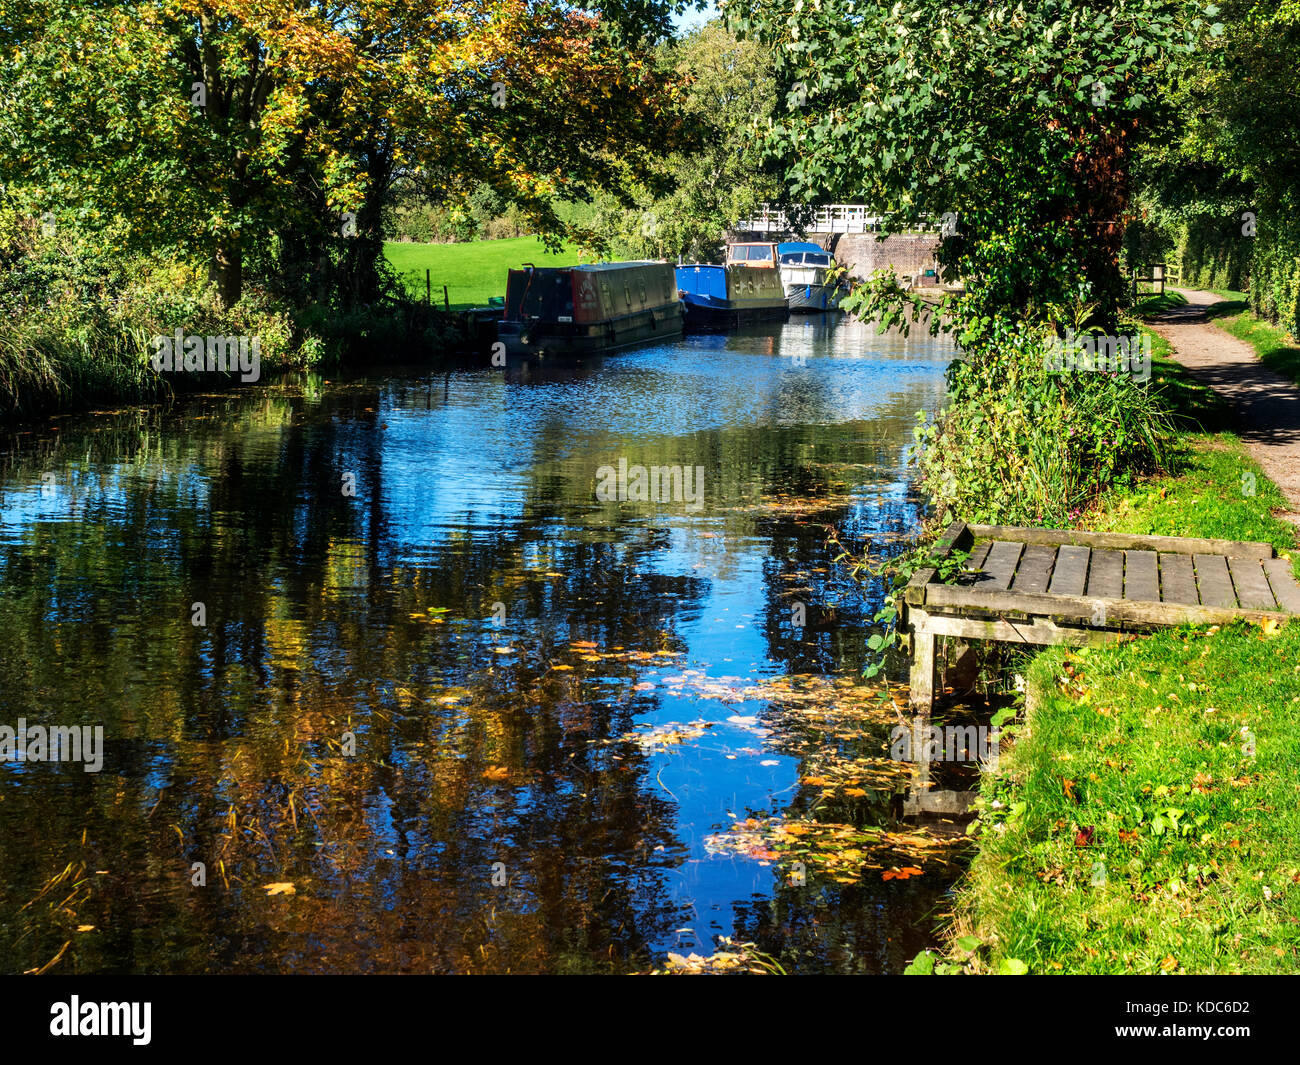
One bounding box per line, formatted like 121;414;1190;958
674;243;790;331
777;241;848;312
495;261;683;359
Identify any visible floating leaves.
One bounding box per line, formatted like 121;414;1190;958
604;720;714;752
705;816;967;885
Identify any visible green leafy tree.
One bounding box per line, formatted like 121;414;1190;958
590;20;780;262
728;0;1218;333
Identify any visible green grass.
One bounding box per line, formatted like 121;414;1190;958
936;328;1300;975
1132;290;1187;317
383;236;580;309
1206;302;1300;389
954;623;1300;974
1088;437;1299;576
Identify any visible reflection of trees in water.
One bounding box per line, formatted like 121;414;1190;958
728;877;960;975
0;385;706;973
0;342;947;973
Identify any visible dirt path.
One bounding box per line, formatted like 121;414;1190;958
1150;287;1300;525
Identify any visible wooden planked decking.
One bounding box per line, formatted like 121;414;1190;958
903;521;1300;714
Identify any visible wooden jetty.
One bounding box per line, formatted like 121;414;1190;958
898;520;1300;815
904;521;1300;714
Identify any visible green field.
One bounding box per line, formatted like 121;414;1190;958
384;236;580;309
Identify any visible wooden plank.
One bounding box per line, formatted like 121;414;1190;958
1194;553;1237;608
1011;543;1057;595
965;540;993;571
1085;548;1124;600
1158;552;1199;605
918;611;1123;647
1048;545;1090;598
980;541;1024;592
956;540;993;587
966;524;1275;559
1228;556;1279;611
909;622;936;715
1263;558;1300;614
903;520;971;606
1124;550;1160;603
921;583;1291;627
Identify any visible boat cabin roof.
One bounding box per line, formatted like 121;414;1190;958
513;260;668;274
726;243;778;265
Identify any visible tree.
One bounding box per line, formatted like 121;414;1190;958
588;20;780;262
1138;0;1300;331
726;0;1217;332
0;0;686;309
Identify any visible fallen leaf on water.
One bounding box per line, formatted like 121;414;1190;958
264;882;296;896
482;765;510;781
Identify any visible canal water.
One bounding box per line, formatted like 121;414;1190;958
0;316;959;974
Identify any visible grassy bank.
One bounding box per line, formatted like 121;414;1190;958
932;338;1300;974
955;621;1300;974
384;236;579;309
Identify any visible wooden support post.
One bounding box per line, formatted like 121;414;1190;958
909;611;936;716
907;609;937;812
443;284;450;312
426;269;431;306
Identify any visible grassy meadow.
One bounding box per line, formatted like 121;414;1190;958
384;236;581;309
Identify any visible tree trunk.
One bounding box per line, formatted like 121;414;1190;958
211;237;243;309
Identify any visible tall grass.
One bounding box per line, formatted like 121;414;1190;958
914;317;1173;527
0;315;163;419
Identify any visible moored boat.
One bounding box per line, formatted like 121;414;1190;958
777;242;848;312
496;261;683;359
675;243;789;331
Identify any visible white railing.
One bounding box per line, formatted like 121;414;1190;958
735;204;943;235
735;204;880;234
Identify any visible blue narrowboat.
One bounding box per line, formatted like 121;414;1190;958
674;243;790;331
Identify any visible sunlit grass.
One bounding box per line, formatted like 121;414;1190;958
955;622;1300;974
384;236;580;309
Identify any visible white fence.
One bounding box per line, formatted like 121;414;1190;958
735;204;942;235
735;204;880;234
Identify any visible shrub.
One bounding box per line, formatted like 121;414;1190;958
913;316;1173;527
